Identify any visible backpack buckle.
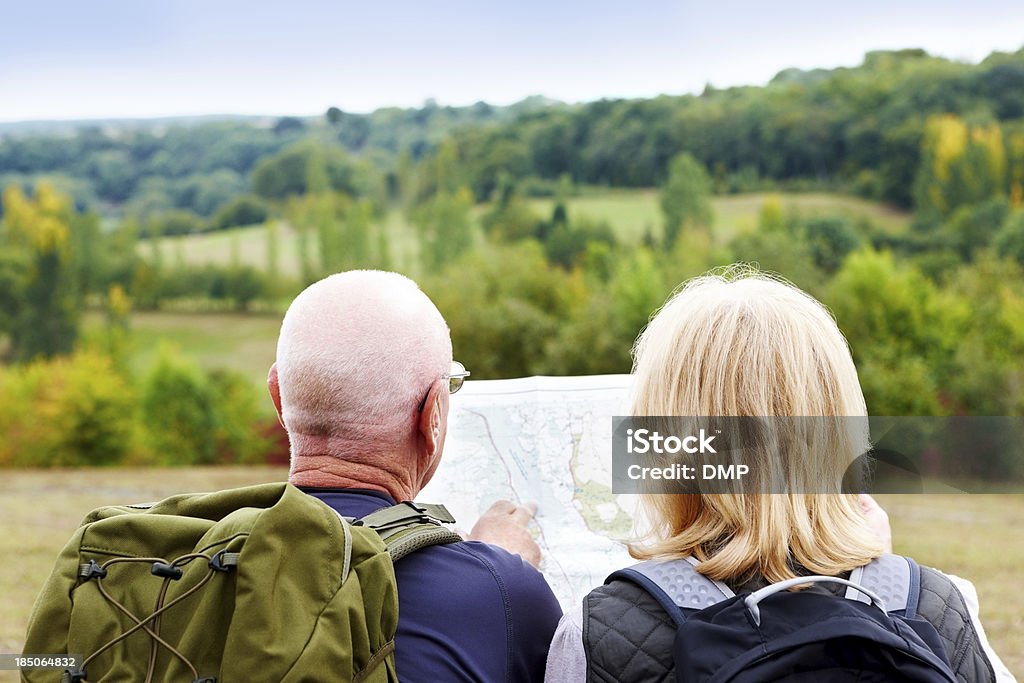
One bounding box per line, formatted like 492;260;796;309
78;560;107;581
151;562;183;580
355;501;457;531
208;550;240;573
61;667;87;683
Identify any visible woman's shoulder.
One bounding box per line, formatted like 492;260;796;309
580;578;679;681
916;566;1003;682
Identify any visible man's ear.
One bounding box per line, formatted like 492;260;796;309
418;378;449;461
268;363;285;429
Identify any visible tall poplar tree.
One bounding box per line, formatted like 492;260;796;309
1;183;80;360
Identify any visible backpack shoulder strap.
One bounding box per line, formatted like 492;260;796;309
355;501;463;562
845;553;920;617
607;557;735;627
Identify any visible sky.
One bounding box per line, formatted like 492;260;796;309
2;1;1024;123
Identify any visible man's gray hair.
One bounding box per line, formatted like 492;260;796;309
276;270;452;457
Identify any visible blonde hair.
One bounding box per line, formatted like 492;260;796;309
629;265;882;585
276;270;452;460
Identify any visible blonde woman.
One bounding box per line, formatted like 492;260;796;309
545;269;1013;682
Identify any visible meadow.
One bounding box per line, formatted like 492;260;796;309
527;190;911;243
146;190;911;279
115;189;913;390
84;309;282;391
0;467;1020;677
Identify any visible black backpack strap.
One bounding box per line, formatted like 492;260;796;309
845;553;919;617
607;557;734;628
356;501;463;562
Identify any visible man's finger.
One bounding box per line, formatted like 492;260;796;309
510;502;537;524
486;499;516;515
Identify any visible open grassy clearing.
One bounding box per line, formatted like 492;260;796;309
147;222;305;278
0;467;1019;676
144;191;911;275
83;310;282;393
145;207;425;280
528;190;911;244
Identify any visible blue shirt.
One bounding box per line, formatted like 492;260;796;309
304;489;563;683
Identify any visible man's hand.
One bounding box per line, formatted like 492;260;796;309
467;500;542;568
858;493;893;554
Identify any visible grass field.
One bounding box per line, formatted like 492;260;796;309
114;190;913;393
0;467;1020;676
528;190;911;243
146;207;426;280
147;191;912;277
84;309;283;391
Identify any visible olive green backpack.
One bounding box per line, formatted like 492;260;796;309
22;482;461;683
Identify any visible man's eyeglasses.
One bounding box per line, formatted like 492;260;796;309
419;361;471;410
444;360;471;395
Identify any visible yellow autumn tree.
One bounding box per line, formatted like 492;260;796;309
915;115;1007;219
0;182;79;361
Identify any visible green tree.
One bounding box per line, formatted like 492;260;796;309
141;349;220;465
1;183;80;361
211;195;270;230
222;266;267;312
265;218;281;295
480;174;544;242
726;230;824;295
941;197;1009;259
103;283;132;372
800;215;862;274
543;215;617;270
414;187;475;271
423;242;576;378
287;192;390;277
660;153;714;248
251;142;367;201
145;210;205;236
828;249;956;415
995;210;1024;265
944;255;1024;416
547;247;669;375
70;209;102;300
0;250;29;361
273;116;306;136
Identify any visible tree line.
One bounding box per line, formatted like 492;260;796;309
2;46;1024;472
3;48;1024;231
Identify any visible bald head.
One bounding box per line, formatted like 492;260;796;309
275;270;452;456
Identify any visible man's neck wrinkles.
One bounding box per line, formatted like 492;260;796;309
288;441;417;501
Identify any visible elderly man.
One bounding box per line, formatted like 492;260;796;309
267;270;562;682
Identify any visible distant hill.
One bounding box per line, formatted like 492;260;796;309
3;46;1024;224
0;114;272;138
0;96;568;138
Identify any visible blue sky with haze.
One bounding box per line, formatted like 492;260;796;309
2;1;1023;122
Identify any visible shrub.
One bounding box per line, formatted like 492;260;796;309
145;210;206;237
995;210;1024;266
211;195;270;231
141;349;219;464
207;369;274;464
0;351;135;466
